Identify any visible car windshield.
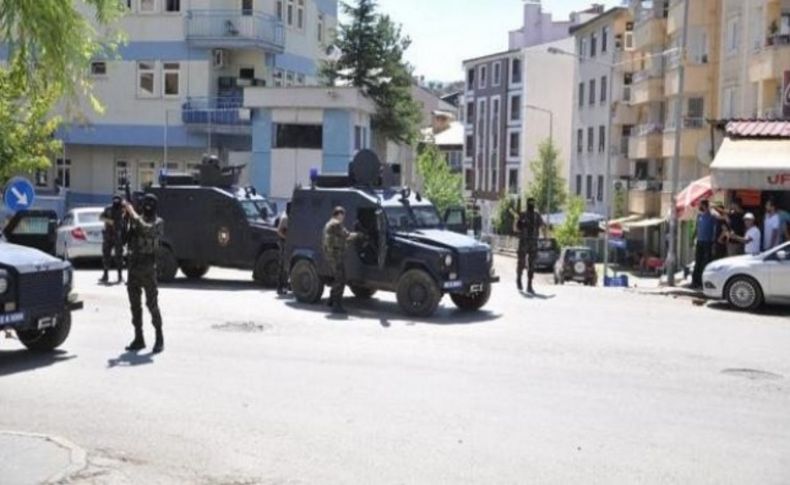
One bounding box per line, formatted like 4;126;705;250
240;200;273;221
385;205;442;231
567;249;592;261
78;211;102;224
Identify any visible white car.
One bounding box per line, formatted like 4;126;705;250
55;207;107;261
703;242;790;311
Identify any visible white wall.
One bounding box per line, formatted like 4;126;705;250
270;149;322;198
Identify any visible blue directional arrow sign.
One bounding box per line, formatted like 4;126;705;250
3;177;36;212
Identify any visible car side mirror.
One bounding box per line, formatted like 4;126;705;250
777;250;788;262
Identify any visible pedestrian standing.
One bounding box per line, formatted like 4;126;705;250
727;198;745;256
322;207;360;314
100;195;125;284
712;202;729;261
123;194;165;353
511;198;544;294
276;203;290;296
763;199;781;251
729;213;762;256
691;200;716;289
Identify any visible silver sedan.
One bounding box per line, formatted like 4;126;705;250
703;242;790;310
55;207;107;261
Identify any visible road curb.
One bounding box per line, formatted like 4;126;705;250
0;430;88;483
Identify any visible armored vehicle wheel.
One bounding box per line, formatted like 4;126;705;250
450;283;492;311
396;269;441;318
180;261;209;280
253;249;280;288
350;285;377;299
17;313;72;352
156;246;178;283
291;260;324;304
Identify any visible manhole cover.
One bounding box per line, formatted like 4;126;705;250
721;368;783;381
211;321;270;333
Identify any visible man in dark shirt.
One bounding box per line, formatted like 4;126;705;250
727;198;745;256
691;200;716;289
511;198;544;294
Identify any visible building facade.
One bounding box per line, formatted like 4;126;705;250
41;0;337;206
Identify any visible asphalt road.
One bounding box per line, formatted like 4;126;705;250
1;257;789;484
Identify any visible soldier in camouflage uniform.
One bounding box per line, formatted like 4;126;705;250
122;194;165;353
322;207;359;314
100;195;125;284
513;198;544;294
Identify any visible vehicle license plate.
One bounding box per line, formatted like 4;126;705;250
0;312;25;325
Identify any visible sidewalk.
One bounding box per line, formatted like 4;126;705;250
0;431;86;484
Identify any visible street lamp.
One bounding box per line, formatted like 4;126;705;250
525;104;554;228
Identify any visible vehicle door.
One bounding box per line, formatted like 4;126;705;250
3;210;58;255
211;197;247;266
443;207;467;234
350;206;389;284
768;247;790;302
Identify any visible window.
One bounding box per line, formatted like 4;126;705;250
590;33;597;57
509;132;520;158
597;175;604;201
276;0;284;20
137;61;156;97
576;129;583;154
242;0;253;15
478;65;487;89
586;175;593;200
354;126;363;151
35;169;49;188
318;13;325;43
138;162;156;190
600;76;607;103
580;37;588;58
239;67;255;80
508;169;519;194
602;26;609;53
587;127;594;152
589;79;596;106
286;0;294;26
465;135;474;157
511;58;521;84
467;68;475;90
599;125;606;153
510;95;521;121
115;161;129;191
286;71;295;86
296;73;305;85
140;0;155;12
688;96;705;126
163;62;180;97
492;62;501;86
491;165;498;192
297;0;305;30
723;87;735;118
273;68;284;87
466;102;474;121
576;175;582;196
274;124;323;149
491;99;500;150
465;169;474;191
126;0;132;10
578;82;585;107
90;61;107;76
165;0;180;12
726;17;740;54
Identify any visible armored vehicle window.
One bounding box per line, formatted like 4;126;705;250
10;216;50;235
240;200;270;221
274;124;323;149
385;206;441;231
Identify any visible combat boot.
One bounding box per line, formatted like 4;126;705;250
152;328;164;354
117;270;124;284
516;277;523;291
331;301;347;315
527;282;535;295
99;271;109;284
125;328;145;352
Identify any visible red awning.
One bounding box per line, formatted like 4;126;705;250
675;176;714;217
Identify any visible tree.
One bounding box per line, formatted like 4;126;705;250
493;194;517;235
554;197;585;248
320;0;422;145
527;139;567;215
0;0;122;183
416;145;463;215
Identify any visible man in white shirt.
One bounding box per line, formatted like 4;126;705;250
731;213;762;255
763;199;781;251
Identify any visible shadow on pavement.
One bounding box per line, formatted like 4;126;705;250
0;349;76;377
107;351;155;368
706;302;790;317
520;291;557;300
286;297;501;326
159;278;266;292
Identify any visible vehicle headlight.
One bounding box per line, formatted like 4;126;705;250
704;265;726;274
443;254;453;267
0;276;7;295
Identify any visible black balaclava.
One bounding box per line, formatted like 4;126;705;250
526;198;536;214
142;195;157;219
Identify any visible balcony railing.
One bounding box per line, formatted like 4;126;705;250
634;123;664;137
185;10;285;52
182;97;252;134
766;33;790;47
630;180;663;191
633;62;664;83
664;117;705;131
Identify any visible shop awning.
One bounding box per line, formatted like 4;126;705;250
675;176;714;217
711;138;790;190
622;217;667;230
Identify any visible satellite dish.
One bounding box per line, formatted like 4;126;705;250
350;149;382;186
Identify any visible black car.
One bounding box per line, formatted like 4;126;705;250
145;159;281;285
0;212;83;352
553;246;598;286
285;150;499;317
535;238;560;270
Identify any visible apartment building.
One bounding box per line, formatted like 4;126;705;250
569;7;635;216
42;0;337;206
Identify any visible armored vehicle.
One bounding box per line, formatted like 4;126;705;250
286;150;499;317
0;214;83;352
145;158;281;285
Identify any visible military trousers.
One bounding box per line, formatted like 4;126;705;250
328;258;346;305
517;244;538;282
277;240;289;291
102;234;124;272
127;260;163;331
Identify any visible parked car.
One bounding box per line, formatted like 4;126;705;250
702;242;790;311
535;238;560;270
554;246;598;286
55;207;106;261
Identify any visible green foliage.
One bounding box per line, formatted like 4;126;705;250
613;185;627;219
493;194;517;235
527;139;567;214
554;196;585;248
320;0;422;144
416;145;463;215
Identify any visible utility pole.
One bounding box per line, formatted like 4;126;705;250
667;0;691;287
602;60;615;283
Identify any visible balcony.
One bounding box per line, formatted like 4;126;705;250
613;101;638;125
614;50;640;74
749;35;790;82
630;75;664;105
182;97;252;136
185;10;285;52
628;123;663;159
628;182;662;216
662;118;707;159
633;9;667;50
665;62;712;96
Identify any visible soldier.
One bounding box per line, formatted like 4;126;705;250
99;195;125;284
322;207;359;314
276;203;290;296
122;194;165;353
511;198;544;294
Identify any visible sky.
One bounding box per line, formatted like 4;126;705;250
371;0;622;82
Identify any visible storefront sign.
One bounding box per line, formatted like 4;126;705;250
767;172;790;187
784;71;790;118
713;171;790;190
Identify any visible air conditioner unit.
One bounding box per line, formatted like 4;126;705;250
623;32;635;51
212;49;226;69
238;109;251;121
